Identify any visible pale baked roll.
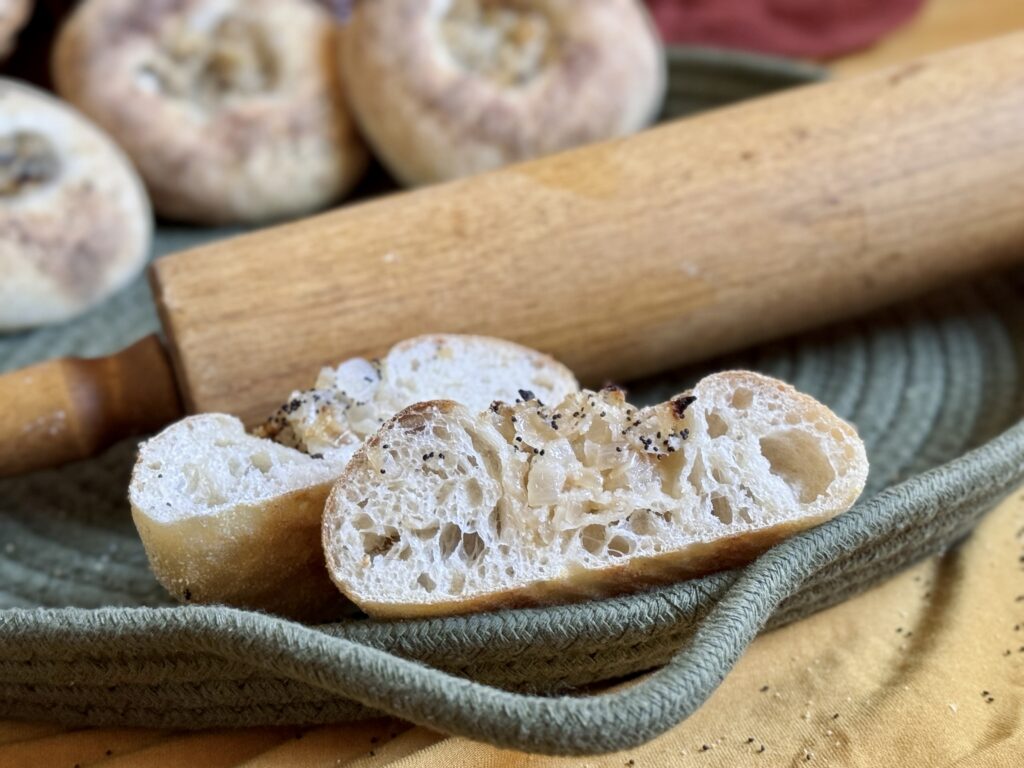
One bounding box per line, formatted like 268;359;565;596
0;78;151;330
341;0;665;185
53;0;367;224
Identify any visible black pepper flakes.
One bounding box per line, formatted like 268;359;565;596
670;394;697;418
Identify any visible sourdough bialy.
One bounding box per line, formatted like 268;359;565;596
341;0;665;185
323;372;869;617
130;335;578;620
0;79;151;330
54;0;367;223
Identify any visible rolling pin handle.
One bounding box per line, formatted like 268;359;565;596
0;334;183;477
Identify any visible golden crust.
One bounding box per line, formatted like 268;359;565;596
131;475;350;622
353;519;820;620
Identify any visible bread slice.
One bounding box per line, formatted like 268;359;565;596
323;371;869;618
130;335;578;621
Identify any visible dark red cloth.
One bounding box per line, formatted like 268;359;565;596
645;0;927;59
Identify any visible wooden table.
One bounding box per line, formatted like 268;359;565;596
4;0;1024;765
830;0;1024;75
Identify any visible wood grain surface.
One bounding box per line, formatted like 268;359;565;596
154;31;1024;426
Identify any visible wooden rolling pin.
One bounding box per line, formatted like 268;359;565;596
3;33;1024;477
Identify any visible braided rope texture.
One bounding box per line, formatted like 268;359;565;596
3;56;1024;755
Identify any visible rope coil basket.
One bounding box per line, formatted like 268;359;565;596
1;50;1022;755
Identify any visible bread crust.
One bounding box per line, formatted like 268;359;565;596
323;372;869;618
131;477;349;622
350;520;815;619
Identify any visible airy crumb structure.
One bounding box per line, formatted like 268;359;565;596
129;335;578;620
323;372;869;618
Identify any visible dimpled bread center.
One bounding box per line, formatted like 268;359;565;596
440;0;555;86
139;16;278;106
0;131;61;196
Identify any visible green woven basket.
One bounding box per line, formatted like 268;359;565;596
3;49;1023;756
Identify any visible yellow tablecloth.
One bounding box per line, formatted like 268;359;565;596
2;486;1021;767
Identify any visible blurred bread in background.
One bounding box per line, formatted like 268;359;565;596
0;77;151;330
52;0;367;224
341;0;665;186
0;0;31;59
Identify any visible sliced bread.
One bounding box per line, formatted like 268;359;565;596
322;371;869;618
130;334;578;620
